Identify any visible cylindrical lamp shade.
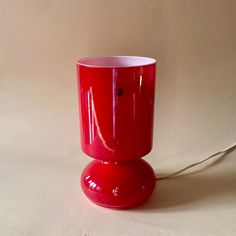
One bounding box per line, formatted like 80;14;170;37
77;56;156;161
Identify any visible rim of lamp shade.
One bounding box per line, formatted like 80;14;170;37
76;56;156;68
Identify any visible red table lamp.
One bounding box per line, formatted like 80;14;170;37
76;56;156;209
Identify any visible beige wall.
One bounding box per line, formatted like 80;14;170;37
1;0;236;168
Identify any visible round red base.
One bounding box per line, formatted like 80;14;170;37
81;159;156;209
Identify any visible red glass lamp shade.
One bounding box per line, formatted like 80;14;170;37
76;56;156;209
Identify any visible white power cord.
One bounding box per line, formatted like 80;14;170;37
156;143;236;180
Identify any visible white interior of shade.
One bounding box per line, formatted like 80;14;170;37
77;56;156;68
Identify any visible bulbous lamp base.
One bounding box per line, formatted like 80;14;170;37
81;159;156;209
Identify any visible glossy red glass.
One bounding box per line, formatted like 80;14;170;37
81;159;156;209
76;56;156;209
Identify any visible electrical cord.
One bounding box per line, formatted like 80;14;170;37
156;143;236;180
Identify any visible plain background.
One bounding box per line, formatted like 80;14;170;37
1;0;236;235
